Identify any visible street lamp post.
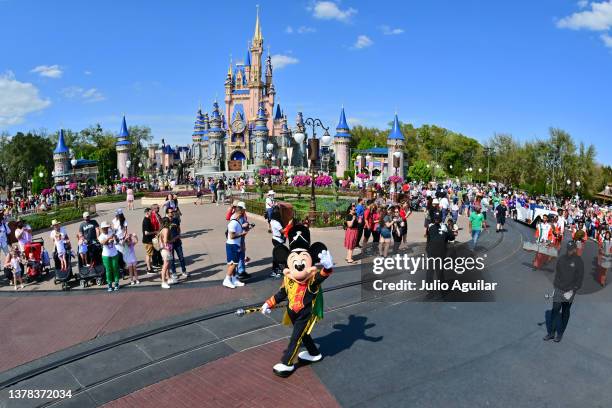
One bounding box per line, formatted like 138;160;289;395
293;117;329;220
126;160;132;178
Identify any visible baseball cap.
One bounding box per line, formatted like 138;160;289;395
566;241;577;251
432;198;440;205
115;208;123;215
82;211;90;219
100;221;110;228
236;201;246;209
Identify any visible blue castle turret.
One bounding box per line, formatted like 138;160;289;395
116;115;132;178
334;106;352;177
253;103;269;167
387;113;406;178
53;129;70;181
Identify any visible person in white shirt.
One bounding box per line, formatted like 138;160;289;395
112;209;128;274
223;206;249;289
98;221;120;292
14;222;32;253
439;195;450;221
269;207;286;278
49;220;69;271
265;190;276;233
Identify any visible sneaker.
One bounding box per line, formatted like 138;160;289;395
553;334;563;343
231;275;245;287
223;277;236;289
169;278;178;285
20;284;24;289
130;281;135;286
237;272;251;281
182;272;189;278
161;282;170;289
107;287;113;292
542;334;555;341
135;280;140;285
171;274;178;281
114;285;119;291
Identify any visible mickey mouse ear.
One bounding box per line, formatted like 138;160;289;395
309;242;327;263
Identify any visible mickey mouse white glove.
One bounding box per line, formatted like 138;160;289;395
261;302;271;315
318;250;334;269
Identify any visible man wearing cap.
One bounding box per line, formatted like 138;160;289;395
224;203;249;288
79;212;100;245
235;201;252;281
266;190;276;233
543;241;584;342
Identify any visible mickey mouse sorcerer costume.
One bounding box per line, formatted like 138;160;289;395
260;224;334;377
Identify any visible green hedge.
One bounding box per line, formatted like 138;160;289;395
22;207;96;232
82;192;145;205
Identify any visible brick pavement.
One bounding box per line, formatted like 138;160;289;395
103;340;340;408
0;286;252;372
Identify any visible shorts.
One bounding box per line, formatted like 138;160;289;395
161;249;172;262
13;266;22;278
225;243;240;264
144;243;154;256
78;244;88;254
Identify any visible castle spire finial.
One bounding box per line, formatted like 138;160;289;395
253;4;263;44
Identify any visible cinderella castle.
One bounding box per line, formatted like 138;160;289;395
187;8;370;179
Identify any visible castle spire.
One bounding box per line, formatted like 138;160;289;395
245;44;251;67
54;129;69;154
388;113;405;140
335;106;351;138
253;5;263;45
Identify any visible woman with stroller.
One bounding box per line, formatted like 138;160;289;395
4;247;24;290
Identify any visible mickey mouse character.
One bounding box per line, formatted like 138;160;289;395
261;224;334;377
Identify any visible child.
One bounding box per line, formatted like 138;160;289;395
4;247;24;290
54;230;67;272
78;234;88;267
124;233;139;285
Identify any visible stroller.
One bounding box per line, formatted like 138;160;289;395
53;249;73;291
23;238;51;283
77;241;105;287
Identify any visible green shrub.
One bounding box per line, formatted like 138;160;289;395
22;207;96;232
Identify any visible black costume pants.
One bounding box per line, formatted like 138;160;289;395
425;254;445;291
550;301;572;336
281;312;319;365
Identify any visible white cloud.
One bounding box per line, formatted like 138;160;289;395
270;54;299;69
286;25;316;34
602;32;612;47
578;0;589;9
60;86;106;103
30;64;63;78
353;35;373;49
0;71;51;126
347;117;362;126
557;0;612;31
84;70;92;75
312;1;357;22
380;25;404;35
297;26;317;34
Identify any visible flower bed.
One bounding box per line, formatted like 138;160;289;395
143;190;209;198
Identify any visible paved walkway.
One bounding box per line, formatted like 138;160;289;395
2;199;470;292
102;340;339;408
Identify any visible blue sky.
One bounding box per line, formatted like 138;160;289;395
0;0;610;164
